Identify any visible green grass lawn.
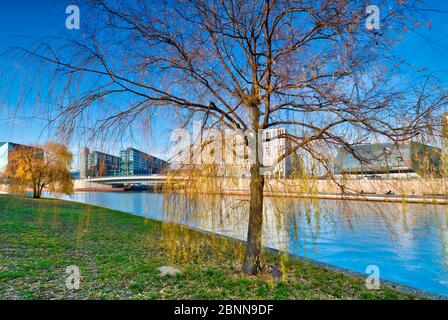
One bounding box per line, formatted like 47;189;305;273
0;194;417;300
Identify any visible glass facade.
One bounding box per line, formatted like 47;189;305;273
85;151;120;177
120;148;166;176
335;142;441;177
79;147;167;177
0;142;9;174
0;142;44;175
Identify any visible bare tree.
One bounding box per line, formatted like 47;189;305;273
16;0;447;274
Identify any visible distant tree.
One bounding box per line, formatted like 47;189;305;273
5;143;73;199
97;160;108;177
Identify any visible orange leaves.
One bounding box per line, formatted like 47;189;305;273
4;142;73;198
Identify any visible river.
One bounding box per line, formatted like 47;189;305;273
50;191;448;297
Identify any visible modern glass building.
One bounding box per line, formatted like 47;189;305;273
79;147;167;178
119;148;167;176
81;148;121;178
0;142;43;174
335;141;441;177
0;142;9;174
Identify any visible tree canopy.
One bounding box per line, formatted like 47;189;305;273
4;142;73;199
15;0;448;274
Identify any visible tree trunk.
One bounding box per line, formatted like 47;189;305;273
242;162;265;275
34;184;43;199
32;184;39;199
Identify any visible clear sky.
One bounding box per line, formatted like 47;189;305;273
0;0;69;145
0;0;174;163
0;0;447;166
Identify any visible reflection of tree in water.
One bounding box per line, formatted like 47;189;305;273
278;198;400;258
427;205;448;271
439;207;448;271
161;170;448;278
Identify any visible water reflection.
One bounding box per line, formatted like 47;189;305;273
52;192;448;296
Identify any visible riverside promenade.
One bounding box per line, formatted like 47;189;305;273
67;176;448;205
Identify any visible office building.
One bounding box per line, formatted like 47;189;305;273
335;141;441;178
120;148;167;176
261;128;300;178
81;148;120;178
79;147;167;178
178;127;300;178
0;142;43;174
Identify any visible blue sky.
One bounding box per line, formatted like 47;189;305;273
0;0;69;145
0;0;447;166
0;0;174;163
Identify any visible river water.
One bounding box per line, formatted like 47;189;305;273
51;191;448;297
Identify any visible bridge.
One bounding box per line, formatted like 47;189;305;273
75;174;188;186
73;174;189;191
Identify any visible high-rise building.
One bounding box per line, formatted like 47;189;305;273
178;127;300;178
261;128;299;177
119;148;167;176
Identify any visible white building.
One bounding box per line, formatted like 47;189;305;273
170;127;299;178
261;128;298;178
0;142;10;174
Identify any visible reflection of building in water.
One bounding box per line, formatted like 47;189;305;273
335;141;441;179
262;198;290;250
183;196;290;250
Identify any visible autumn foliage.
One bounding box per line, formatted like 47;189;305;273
4;142;73;199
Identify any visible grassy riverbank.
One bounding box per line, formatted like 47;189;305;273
0;195;418;300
